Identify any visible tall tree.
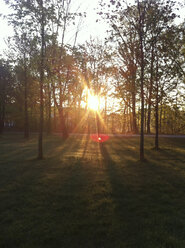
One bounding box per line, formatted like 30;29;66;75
99;2;139;134
0;60;13;134
136;0;146;161
38;0;45;159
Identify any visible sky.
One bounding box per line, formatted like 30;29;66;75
0;0;184;55
0;0;13;54
0;0;108;54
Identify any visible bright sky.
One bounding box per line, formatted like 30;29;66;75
0;0;108;54
0;0;184;55
0;0;13;54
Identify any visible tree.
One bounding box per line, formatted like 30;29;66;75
99;0;146;159
99;2;139;134
38;0;45;159
0;60;13;134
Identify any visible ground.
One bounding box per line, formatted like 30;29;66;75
0;133;185;248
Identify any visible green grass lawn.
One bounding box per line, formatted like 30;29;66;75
0;133;185;248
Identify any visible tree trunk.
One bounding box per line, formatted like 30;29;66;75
155;84;159;150
0;102;5;134
38;0;44;159
104;95;107;133
53;86;56;131
144;106;147;133
96;112;100;135
47;83;51;134
24;59;29;139
122;106;126;134
155;59;159;150
137;0;145;161
111;114;114;133
132;92;138;134
159;103;162;134
147;45;154;134
0;77;6;134
77;99;81;132
59;106;68;139
129;106;132;133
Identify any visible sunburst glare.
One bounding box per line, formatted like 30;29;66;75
87;93;99;111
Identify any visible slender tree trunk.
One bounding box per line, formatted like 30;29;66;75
104;95;107;133
122;107;126;134
155;84;159;150
159;103;162;134
147;45;154;134
0;81;5;134
126;105;129;133
140;62;145;161
88;113;90;134
53;104;56;131
47;83;51;134
38;0;45;159
112;114;114;133
96;112;100;135
144;106;147;133
147;102;151;134
77;99;81;132
74;101;78;132
24;59;29;139
129;106;132;132
155;59;159;150
58;80;68;139
0;120;3;134
53;86;56;131
0;102;5;134
59;106;68;139
138;3;145;161
131;71;138;134
85;92;90;135
163;109;166;133
132;92;138;134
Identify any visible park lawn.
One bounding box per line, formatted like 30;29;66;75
0;133;185;248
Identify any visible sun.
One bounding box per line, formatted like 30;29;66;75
88;93;99;111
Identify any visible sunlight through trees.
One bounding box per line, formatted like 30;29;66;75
0;0;185;160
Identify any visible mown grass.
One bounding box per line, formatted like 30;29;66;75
0;133;185;248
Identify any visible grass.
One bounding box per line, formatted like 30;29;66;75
0;133;185;248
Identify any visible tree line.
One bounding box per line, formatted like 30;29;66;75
0;0;185;160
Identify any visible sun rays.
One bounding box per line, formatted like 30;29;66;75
87;93;99;111
71;73;109;141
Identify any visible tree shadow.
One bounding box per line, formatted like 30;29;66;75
1;135;185;248
99;142;185;247
82;134;90;159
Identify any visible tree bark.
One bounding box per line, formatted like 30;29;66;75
155;59;159;150
159;103;162;134
47;83;51;134
147;45;154;134
38;0;45;159
24;58;29;139
53;86;56;131
132;91;138;134
57;94;68;139
137;0;145;161
0;102;5;134
0;76;6;134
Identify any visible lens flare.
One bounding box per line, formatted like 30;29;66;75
90;134;109;143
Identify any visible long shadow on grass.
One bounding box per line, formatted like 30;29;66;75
0;137;110;248
1;136;185;248
0;157;94;247
100;143;146;247
100;142;185;248
82;135;90;158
